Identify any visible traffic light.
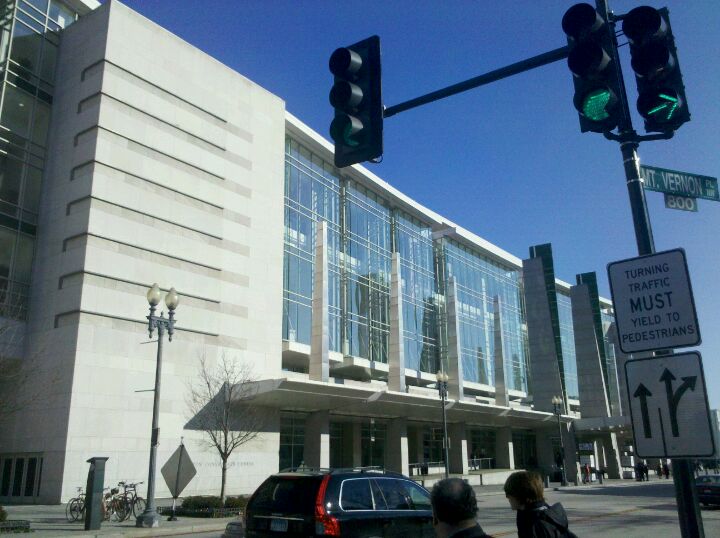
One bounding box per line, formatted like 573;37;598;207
562;3;622;133
329;35;383;168
622;6;689;133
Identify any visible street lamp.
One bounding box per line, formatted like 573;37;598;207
436;370;450;479
551;395;568;487
136;283;179;528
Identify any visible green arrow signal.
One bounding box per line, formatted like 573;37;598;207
648;93;679;120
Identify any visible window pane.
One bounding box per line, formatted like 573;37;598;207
39;39;57;82
14;234;34;282
0;155;23;206
23;0;49;14
0;227;15;278
22;165;41;213
31;99;49;145
375;479;411;510
49;0;75;28
12;458;24;496
24;458;37;497
10;21;42;76
340;479;373;510
1;85;33;137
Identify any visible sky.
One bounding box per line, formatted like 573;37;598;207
112;0;720;408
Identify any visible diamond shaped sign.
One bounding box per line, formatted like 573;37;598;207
161;443;197;498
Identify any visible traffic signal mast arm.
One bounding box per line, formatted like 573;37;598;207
383;46;569;119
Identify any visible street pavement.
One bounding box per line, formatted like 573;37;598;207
4;478;719;537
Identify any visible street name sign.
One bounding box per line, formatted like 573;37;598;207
640;165;719;201
664;194;698;212
607;249;700;354
625;352;715;458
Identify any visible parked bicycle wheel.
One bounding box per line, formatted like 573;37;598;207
66;497;83;522
132;497;146;518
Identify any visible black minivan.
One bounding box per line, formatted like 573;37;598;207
244;468;434;537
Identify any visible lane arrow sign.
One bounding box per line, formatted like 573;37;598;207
660;368;698;437
633;383;653;438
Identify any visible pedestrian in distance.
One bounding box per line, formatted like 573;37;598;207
663;462;670;479
504;470;578;538
430;477;493;538
643;462;649;481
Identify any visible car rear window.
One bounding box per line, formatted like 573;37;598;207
249;476;322;514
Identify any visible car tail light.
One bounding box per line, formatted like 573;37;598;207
315;475;340;536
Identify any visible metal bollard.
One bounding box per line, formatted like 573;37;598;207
544;475;550;488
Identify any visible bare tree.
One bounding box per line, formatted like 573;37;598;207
187;353;265;502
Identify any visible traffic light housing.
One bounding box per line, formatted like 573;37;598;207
623;6;689;133
562;3;622;133
329;36;383;168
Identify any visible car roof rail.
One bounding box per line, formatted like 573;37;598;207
278;465;332;474
330;466;403;476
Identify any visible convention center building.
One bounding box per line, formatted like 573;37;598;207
0;0;633;503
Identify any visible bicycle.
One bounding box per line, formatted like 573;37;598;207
102;486;128;522
65;487;86;522
118;481;146;520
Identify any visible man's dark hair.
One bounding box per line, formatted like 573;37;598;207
430;478;478;524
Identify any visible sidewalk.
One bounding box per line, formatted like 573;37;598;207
3;503;236;537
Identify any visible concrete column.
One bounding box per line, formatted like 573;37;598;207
571;283;611;418
385;418;409;475
495;427;515;469
304;411;330;469
448;422;469;475
310;221;330;382
563;423;579;484
341;422;362;468
600;432;622;479
493;296;509;406
535;429;556;475
445;277;464;400
388;253;406;392
522;255;564;413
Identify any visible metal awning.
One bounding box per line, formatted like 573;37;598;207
243;378;570;429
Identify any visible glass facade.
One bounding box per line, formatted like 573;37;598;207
0;0;79;319
556;292;579;400
282;137;531;387
441;240;528;391
395;211;437;372
344;184;391;362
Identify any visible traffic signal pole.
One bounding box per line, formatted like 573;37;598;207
597;1;704;536
383;46;569;119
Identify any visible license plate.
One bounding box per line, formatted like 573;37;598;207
704;489;712;494
270;519;288;532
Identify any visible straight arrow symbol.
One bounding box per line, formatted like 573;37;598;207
633;383;653;438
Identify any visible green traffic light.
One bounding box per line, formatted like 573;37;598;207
581;88;612;121
637;89;682;124
648;93;678;120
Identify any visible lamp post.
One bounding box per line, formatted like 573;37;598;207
436;370;450;479
136;284;179;528
551;395;568;487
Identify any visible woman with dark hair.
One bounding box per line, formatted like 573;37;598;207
503;471;577;538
